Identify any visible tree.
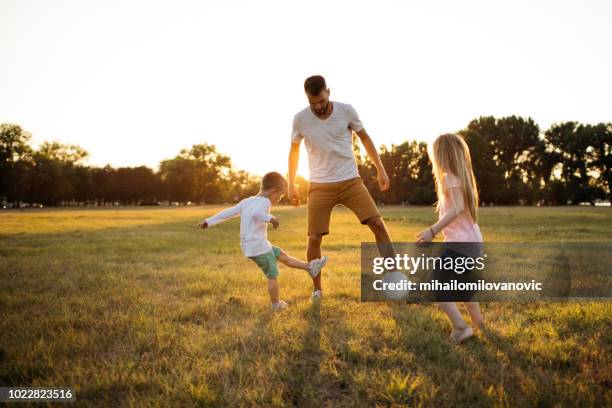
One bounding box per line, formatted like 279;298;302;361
544;122;609;204
159;144;232;203
459;129;507;205
466;116;545;204
359;140;435;205
408;141;436;205
218;170;259;202
588;123;612;201
113;167;160;205
0;123;33;204
25;141;88;206
91;165;118;205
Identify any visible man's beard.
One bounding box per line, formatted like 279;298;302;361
315;102;329;115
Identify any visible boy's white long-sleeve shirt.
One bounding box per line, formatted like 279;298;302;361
204;196;274;257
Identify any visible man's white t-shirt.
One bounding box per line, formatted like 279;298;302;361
291;101;363;183
204;196;273;257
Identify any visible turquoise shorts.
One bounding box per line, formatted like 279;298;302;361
249;246;282;279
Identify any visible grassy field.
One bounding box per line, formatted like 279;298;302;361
0;205;611;407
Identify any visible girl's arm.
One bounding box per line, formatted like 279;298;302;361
200;202;242;228
416;186;465;242
431;186;465;235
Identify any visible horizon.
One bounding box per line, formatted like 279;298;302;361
2;0;611;177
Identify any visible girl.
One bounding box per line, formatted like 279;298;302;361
416;133;484;344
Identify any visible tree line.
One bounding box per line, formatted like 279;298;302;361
359;116;610;206
0;125;263;207
1;116;610;207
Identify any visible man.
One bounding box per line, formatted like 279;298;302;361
288;75;395;301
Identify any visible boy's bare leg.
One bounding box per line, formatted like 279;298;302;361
278;251;309;270
307;234;323;291
268;278;280;304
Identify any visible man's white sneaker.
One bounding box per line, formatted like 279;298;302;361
308;256;328;278
271;300;288;311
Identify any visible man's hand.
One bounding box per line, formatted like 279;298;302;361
197;220;208;229
270;217;280;229
288;184;301;207
377;170;390;191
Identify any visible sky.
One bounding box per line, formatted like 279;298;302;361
1;0;611;178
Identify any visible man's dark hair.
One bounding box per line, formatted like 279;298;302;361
261;171;287;192
304;75;327;96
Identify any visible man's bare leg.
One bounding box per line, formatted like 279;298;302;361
365;216;395;259
307;234;323;291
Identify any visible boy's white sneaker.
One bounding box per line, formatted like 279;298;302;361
308;256;328;278
311;289;322;304
271;300;288;311
449;326;474;344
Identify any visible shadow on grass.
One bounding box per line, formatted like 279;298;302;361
387;303;512;406
281;302;324;406
388;302;600;407
214;300;351;406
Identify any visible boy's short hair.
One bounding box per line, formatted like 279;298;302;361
261;171;287;192
304;75;327;96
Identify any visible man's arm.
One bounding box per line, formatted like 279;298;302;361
355;128;390;191
288;142;302;206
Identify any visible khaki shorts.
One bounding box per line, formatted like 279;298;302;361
307;177;381;236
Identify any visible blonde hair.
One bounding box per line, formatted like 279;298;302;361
429;133;479;222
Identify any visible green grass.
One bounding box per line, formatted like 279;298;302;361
0;206;611;407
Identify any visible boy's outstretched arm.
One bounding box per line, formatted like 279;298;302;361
199;202;242;229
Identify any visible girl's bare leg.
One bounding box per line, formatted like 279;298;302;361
438;302;468;329
463;302;484;328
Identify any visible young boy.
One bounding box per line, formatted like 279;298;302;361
198;171;328;310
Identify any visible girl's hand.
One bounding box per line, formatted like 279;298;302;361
416;227;434;243
198;221;208;229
